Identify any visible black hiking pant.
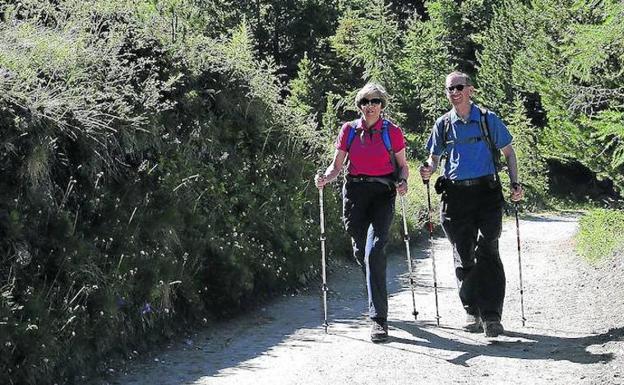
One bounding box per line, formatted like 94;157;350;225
342;179;395;321
440;180;506;322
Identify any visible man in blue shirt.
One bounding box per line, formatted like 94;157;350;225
420;71;524;337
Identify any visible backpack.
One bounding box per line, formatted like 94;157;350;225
346;119;398;179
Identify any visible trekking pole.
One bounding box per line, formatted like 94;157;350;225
398;190;419;320
317;174;329;333
423;162;441;326
514;202;526;326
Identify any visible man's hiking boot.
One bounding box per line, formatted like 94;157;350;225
370;319;388;343
483;320;504;337
463;313;483;333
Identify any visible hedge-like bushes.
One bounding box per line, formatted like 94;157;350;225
0;3;350;383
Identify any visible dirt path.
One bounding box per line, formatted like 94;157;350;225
102;213;624;385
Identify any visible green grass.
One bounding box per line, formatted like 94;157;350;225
576;209;624;263
386;159;441;249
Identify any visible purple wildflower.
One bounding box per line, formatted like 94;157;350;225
141;303;153;315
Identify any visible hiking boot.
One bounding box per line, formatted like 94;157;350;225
463;313;483;333
370;319;388;343
483;320;504;337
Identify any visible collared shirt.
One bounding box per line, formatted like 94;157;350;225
426;103;512;180
336;118;406;176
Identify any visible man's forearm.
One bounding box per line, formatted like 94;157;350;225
427;155;441;173
505;148;519;184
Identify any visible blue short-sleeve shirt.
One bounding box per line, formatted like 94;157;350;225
426;103;512;180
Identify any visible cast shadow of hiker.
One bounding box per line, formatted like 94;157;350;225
389;321;622;367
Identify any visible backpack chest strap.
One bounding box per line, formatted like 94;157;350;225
346;119;392;152
445;135;488;146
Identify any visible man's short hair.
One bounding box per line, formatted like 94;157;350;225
446;71;473;86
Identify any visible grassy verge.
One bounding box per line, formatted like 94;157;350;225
576;209;624;263
386;160;442;250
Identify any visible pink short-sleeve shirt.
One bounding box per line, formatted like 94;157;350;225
335;118;406;176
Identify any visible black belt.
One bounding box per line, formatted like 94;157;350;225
447;175;497;187
346;174;395;187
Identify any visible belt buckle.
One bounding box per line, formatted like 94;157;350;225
350;176;366;183
451;178;478;187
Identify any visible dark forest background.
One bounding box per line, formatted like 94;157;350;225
1;0;623;383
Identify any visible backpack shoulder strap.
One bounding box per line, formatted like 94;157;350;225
478;107;496;153
443;111;452;145
381;119;392;152
346;119;359;152
478;107;490;139
478;107;502;182
381;119;399;179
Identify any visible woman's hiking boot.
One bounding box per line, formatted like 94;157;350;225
370;319;388;343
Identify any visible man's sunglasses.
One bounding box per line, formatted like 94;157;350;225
446;84;467;92
359;98;383;106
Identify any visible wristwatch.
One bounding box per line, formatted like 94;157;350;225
511;182;521;190
399;178;407;185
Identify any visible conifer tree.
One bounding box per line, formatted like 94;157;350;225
330;0;401;85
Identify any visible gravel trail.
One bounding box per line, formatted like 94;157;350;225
103;213;624;385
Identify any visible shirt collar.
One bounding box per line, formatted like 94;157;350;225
450;103;479;124
357;118;383;131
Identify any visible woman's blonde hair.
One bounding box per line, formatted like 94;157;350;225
354;82;390;109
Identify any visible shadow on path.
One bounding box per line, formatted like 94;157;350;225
107;213;609;384
388;321;623;367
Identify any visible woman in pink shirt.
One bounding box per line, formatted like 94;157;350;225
315;82;409;342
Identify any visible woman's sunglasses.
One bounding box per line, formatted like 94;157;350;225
359;98;382;107
446;84;466;92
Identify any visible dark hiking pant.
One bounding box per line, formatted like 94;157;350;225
440;181;506;322
342;180;395;321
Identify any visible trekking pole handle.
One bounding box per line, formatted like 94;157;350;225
422;161;430;185
316;169;324;189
